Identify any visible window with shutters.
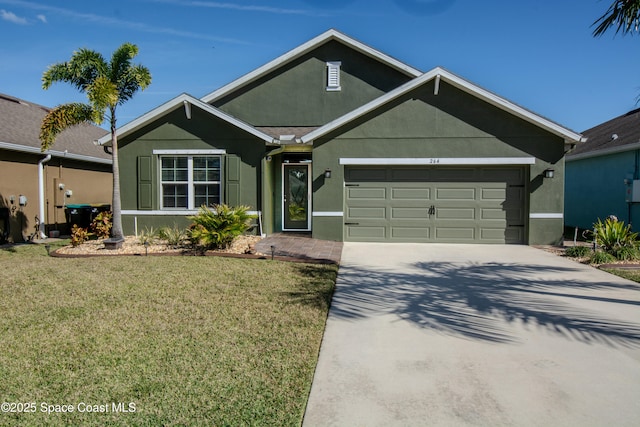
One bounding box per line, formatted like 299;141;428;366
326;61;341;91
160;155;221;209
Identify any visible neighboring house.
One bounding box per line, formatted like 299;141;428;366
98;29;584;245
0;93;112;243
566;108;640;231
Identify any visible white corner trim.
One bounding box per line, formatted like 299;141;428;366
312;211;344;217
152;149;226;155
529;213;563;219
339;157;536;165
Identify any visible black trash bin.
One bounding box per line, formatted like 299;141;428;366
89;204;111;222
0;207;10;243
65;204;92;229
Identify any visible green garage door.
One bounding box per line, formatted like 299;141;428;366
344;166;526;244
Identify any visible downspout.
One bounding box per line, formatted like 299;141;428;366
38;154;52;239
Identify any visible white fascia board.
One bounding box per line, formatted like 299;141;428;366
438;69;586;144
0;141;112;165
339;157;536;165
529;213;563;219
566;141;640;162
201;29;422;104
97;94;274;146
302;67;585;145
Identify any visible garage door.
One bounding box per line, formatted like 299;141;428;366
344;166;526;244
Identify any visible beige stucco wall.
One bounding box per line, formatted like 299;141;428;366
0;151;111;242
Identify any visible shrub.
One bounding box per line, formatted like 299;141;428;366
188;204;256;250
590;250;616;265
138;227;158;246
593;217;639;260
610;245;640;261
90;211;112;239
70;225;89;247
565;245;591;258
158;225;187;248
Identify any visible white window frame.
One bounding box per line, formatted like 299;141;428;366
159;154;223;210
326;61;342;91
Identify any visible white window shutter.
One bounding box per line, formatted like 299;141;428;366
326;61;341;91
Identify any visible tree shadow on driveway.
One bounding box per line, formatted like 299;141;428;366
330;261;640;347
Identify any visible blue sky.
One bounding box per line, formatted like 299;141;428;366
1;0;638;133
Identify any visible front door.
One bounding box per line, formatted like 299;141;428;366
283;163;311;230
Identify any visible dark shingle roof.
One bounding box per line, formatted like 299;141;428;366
568;108;640;158
0;93;110;162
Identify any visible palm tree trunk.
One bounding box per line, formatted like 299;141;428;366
109;107;124;243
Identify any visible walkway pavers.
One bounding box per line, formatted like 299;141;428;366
254;233;343;264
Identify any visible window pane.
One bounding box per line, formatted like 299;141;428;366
162;184;188;208
193;156;220;182
194;184;220;207
175;169;188;181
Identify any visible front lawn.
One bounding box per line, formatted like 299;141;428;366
0;241;337;426
601;268;640;283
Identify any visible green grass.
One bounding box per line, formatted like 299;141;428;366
0;241;337;426
602;268;640;283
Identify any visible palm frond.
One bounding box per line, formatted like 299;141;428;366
42;49;107;91
87;75;118;121
593;0;640;37
39;103;95;150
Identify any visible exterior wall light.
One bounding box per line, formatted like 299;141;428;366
324;168;332;179
543;169;555;179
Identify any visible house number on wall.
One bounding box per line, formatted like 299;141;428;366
429;158;440;164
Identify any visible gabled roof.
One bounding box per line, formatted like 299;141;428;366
97;93;275;146
0;93;111;164
201;28;422;104
301;67;585;144
567;108;640;161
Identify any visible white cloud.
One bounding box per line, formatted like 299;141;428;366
1;8;27;24
36;13;45;23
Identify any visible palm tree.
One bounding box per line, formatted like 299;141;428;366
40;43;151;247
593;0;640;36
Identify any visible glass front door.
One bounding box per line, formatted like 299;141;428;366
283;163;310;230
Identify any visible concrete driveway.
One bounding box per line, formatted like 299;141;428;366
303;243;640;426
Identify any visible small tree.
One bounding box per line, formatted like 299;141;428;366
40;43;151;246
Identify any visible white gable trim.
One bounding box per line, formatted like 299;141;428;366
301;67;585;145
201;29;422;104
96;94;274;146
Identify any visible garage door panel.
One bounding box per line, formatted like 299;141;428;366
435;227;475;240
344;166;526;244
391;187;431;200
436;188;476;200
482;187;506;200
346;225;386;240
391;227;431;239
436;207;475;220
480;208;506;220
347;187;386;199
431;168;476;181
346;168;387;181
391;168;431;181
391;207;430;219
348;207;387;219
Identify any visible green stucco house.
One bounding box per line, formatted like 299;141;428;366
98;29;584;245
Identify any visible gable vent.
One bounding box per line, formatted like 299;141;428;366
326;61;341;91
